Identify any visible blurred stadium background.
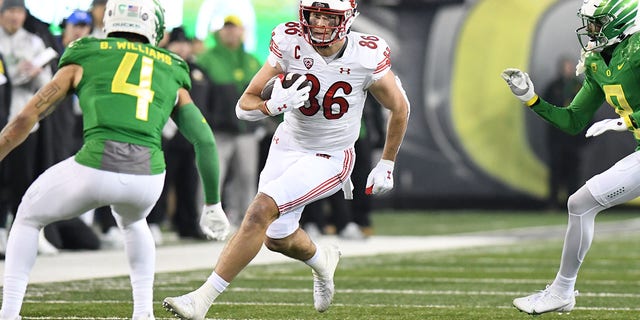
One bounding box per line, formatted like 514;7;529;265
6;2;640;318
24;0;635;210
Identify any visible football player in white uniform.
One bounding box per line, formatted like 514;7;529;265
163;0;409;318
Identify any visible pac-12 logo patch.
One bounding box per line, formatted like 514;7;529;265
304;58;314;70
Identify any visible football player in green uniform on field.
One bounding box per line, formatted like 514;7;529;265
502;0;640;315
0;0;231;319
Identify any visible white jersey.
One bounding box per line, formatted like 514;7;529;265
267;21;391;152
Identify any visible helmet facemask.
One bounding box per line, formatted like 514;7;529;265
299;0;358;47
577;13;619;51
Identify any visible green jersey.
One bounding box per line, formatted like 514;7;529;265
531;33;640;149
59;37;191;174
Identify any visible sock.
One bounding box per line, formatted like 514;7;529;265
304;244;324;271
193;272;227;306
122;220;155;317
551;273;577;298
554;186;602;299
207;272;229;293
0;223;40;319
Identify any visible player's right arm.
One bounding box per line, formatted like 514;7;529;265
0;64;81;161
501;68;603;135
236;22;310;120
236;61;283;120
530;78;603;135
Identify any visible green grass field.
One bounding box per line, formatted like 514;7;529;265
10;210;640;319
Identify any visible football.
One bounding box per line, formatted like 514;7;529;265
260;72;311;100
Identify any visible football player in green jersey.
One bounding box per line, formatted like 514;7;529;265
0;0;230;319
501;0;640;315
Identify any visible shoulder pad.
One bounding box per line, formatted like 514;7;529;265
270;21;304;53
350;32;392;74
58;37;101;68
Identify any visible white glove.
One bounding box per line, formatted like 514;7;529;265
585;118;628;137
576;51;587;76
500;68;537;103
365;159;394;195
264;76;311;116
199;203;231;241
161;119;178;140
576;41;597;76
342;177;354;200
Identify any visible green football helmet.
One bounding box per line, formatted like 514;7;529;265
103;0;165;46
577;0;640;51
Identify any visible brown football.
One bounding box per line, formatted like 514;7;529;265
260;72;311;100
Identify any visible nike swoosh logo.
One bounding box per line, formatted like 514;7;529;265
618;63;625;70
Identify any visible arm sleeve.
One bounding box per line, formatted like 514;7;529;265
236;100;268;121
530;76;604;135
173;103;221;204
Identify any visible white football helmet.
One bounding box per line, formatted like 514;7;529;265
299;0;359;47
103;0;165;46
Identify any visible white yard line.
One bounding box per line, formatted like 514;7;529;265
3;217;640;285
0;235;512;285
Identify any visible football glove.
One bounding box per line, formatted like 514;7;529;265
264;76;311;116
585;118;628;137
199;203;231;241
576;41;596;76
500;68;537;104
576;50;588;77
365;159;394;195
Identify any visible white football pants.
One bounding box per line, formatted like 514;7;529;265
553;150;640;294
0;157;164;318
259;125;355;239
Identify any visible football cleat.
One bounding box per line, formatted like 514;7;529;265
513;286;578;315
132;313;154;320
312;244;341;312
163;292;210;320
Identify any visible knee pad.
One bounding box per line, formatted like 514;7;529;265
567;185;604;217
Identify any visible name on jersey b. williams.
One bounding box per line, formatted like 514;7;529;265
99;40;172;66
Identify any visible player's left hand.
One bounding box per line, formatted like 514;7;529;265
199;203;231;241
365;159;394;195
576;41;596;76
585;117;628;137
500;68;537;103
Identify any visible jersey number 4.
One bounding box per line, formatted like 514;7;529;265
111;52;155;121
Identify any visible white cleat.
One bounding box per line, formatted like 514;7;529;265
0;316;21;320
313;244;341;312
513;286;578;315
132;313;154;320
163;292;210;320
